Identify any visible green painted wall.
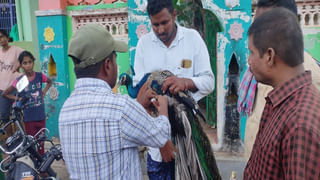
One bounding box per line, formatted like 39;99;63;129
204;10;223;127
304;27;320;61
9;41;41;72
15;0;40;61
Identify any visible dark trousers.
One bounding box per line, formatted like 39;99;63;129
25;120;46;155
147;153;175;180
0;90;12;123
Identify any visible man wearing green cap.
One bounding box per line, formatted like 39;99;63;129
59;24;172;180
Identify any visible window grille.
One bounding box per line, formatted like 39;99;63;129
0;0;17;35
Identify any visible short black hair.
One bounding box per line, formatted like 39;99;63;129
72;52;115;79
0;29;13;42
18;51;35;64
257;0;297;15
147;0;174;16
248;7;303;67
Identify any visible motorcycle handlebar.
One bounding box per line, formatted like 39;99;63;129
0;134;26;155
0;126;48;156
0;156;11;172
0;119;14;135
34;128;50;139
39;153;55;173
39;145;62;176
0;115;28;155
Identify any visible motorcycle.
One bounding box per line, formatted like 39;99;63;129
0;75;63;180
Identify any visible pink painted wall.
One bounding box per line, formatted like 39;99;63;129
67;0;127;6
39;0;67;10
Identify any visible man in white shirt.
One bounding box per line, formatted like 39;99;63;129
133;0;215;179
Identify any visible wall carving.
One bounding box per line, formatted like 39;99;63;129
70;8;128;41
297;1;320;26
228;22;244;41
252;0;320;27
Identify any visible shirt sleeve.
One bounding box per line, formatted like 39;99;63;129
282;124;320;179
133;38;145;87
188;31;215;101
120;97;171;148
42;73;48;82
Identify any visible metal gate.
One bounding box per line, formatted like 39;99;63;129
0;0;17;35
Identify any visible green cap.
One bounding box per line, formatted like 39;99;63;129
68;24;128;69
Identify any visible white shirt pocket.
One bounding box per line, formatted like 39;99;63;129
174;59;193;77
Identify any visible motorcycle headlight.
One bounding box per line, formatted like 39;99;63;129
5;131;23;151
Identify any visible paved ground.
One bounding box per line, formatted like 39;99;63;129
215;152;246;180
140;151;246;180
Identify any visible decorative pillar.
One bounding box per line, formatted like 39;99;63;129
301;13;306;27
310;13;315;26
35;0;69;137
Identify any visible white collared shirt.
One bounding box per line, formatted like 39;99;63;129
133;24;214;162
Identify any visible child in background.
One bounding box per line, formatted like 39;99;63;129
2;51;52;155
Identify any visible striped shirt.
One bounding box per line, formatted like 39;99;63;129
59;78;171;180
244;71;320;179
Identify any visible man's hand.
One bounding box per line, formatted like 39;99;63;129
162;76;197;95
151;95;168;117
137;83;157;109
160;140;177;162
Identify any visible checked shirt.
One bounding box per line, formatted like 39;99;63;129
244;71;320;180
59;78;171;180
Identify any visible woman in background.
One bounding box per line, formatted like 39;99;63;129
0;29;23;133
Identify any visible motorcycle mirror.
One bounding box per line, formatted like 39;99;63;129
16;75;29;93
